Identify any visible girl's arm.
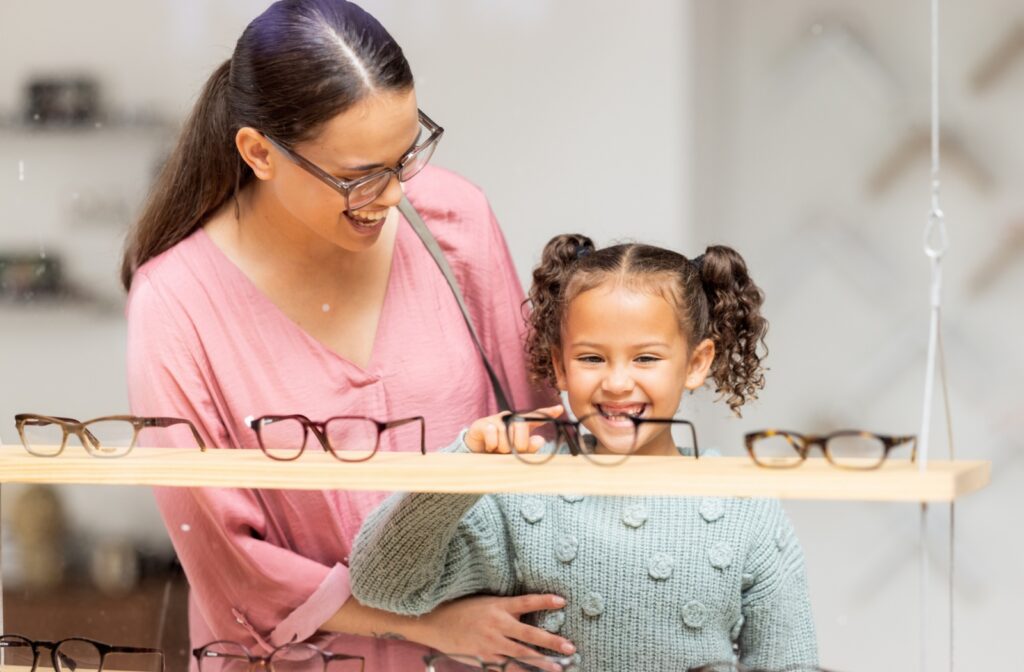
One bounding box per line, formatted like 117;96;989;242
737;500;819;668
349;436;515;613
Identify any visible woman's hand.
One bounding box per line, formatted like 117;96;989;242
464;405;564;454
414;593;575;669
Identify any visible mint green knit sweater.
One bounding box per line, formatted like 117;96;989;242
351;439;818;671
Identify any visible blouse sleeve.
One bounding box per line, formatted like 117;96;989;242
737;500;819;669
126;273;350;652
349;438;517;615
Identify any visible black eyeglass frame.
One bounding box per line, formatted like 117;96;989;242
502;412;699;467
424;652;578;671
0;633;165;671
246;414;426;462
263;109;444;210
14;413;206;457
193;640;364;671
744;429;917;470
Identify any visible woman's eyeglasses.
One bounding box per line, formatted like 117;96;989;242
0;633;165;671
502;411;698;466
745;429;917;470
425;653;578;672
264;109;444;211
193;641;364;671
14;413;206;457
245;414;425;462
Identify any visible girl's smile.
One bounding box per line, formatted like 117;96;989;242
553;282;714;457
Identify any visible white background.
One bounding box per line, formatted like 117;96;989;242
2;1;1022;670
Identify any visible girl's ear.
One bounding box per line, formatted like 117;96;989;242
236;127;275;180
684;338;715;390
551;347;568;391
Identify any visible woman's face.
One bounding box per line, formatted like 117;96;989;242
267;88;421;252
552;282;714;457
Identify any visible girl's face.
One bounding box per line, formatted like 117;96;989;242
264;88;421;252
552;282;714;457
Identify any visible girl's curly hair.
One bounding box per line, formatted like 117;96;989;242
524;235;768;415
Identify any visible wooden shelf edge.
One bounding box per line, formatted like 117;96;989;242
0;447;991;502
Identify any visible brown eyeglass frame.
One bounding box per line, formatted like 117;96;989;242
0;633;166;671
14;413;206;457
246;414;426;462
263;109;444;210
744;429;917;470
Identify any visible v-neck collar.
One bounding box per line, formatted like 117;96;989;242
194;222;402;381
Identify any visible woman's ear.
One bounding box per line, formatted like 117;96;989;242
236;127;275;180
551;347;568;391
684;338;715;390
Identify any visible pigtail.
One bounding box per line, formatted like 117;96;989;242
524;234;595;387
698;245;768;415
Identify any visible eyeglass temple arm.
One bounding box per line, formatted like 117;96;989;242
383;416;427;454
634;418;701;458
145;417;207;451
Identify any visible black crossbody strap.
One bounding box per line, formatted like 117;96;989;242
398;196;512;412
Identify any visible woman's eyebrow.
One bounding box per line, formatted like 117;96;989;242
326;133;422;173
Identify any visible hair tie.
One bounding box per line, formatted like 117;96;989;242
692;253;705;270
575;244;592;261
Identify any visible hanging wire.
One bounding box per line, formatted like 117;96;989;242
918;0;957;669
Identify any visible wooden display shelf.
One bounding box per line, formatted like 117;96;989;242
0;446;990;502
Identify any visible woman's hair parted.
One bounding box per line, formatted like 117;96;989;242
524;234;768;415
119;0;414;290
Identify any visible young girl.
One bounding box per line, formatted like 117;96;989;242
350;235;818;671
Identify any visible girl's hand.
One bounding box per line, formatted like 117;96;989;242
464;405;564;454
415;593;575;670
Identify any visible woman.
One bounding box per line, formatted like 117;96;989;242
123;1;571;668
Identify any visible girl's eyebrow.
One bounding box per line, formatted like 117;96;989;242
570;341;669;349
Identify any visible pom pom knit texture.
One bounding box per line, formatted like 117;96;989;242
351;441;818;671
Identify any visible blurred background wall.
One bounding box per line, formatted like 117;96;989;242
1;0;1020;670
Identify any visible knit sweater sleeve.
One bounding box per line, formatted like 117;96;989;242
737;500;819;668
349;438;516;616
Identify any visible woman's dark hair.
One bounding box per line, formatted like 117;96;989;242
120;0;414;290
525;234;768;415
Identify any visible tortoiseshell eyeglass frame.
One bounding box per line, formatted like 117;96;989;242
246;414;426;462
14;413;206;457
744;429;917;470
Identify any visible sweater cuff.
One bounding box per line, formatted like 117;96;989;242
441;428;473;454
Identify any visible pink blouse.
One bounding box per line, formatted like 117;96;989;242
125;166;548;671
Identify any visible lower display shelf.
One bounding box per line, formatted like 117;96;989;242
0;446;991;501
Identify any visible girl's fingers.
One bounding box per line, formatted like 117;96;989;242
484;422;499;453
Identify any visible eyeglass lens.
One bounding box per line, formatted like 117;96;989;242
1;636;35;668
749;433;890;468
19;417;138;457
346;132;439;210
255;417;380;461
